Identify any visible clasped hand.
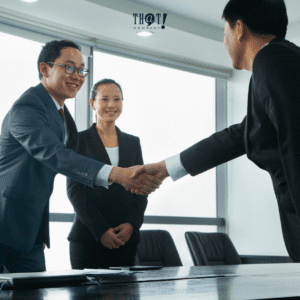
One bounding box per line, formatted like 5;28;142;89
100;223;133;249
129;161;169;194
109;161;169;195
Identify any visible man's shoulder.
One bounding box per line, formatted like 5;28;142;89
253;38;300;75
13;83;46;107
9;84;51;124
255;38;300;64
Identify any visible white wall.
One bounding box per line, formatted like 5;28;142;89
226;24;300;256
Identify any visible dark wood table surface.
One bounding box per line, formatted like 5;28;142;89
97;263;300;284
2;265;300;300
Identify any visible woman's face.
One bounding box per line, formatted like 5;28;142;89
90;84;123;123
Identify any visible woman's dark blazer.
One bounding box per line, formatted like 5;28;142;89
67;123;148;244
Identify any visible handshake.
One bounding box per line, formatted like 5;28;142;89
109;161;169;195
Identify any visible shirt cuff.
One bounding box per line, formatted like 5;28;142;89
165;154;188;181
94;165;114;189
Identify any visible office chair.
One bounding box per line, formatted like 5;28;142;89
184;232;242;266
135;230;183;266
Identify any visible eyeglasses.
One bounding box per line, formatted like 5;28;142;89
47;62;89;78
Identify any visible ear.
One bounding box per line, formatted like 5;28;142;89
39;62;50;78
236;19;247;41
89;98;96;111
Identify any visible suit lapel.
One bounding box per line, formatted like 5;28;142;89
35;83;65;142
88;124;112;165
116;126;133;168
87;124;133;167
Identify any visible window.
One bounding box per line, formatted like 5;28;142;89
0;32;41;125
93;51;217;265
94;51;216;218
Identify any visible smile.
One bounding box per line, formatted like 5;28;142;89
67;83;78;88
106;111;117;114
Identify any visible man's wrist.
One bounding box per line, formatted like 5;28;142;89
109;167;122;184
158;160;169;177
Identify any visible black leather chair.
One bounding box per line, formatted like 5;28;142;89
135;230;183;266
184;232;242;266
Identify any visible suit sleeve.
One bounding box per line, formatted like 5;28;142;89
253;49;300;218
125;137;148;231
9;96;104;188
67;175;111;241
180;118;246;175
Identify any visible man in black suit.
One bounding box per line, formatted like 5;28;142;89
132;0;300;262
0;40;161;273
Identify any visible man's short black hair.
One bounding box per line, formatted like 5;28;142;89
222;0;288;38
37;40;81;80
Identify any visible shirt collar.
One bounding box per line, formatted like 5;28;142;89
260;42;269;51
49;93;64;111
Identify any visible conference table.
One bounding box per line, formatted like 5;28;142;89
1;264;300;299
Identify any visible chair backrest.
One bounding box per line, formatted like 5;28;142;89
136;230;183;267
185;232;242;266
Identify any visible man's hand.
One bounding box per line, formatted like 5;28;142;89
109;166;162;195
114;223;133;244
131;161;169;182
100;228;126;249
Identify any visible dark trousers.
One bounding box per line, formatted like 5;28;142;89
0;244;46;273
69;240;138;269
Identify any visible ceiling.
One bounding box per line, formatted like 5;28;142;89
1;0;299;39
128;0;235;29
0;0;299;72
127;0;300;29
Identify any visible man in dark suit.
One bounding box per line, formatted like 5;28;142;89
0;40;161;273
132;0;300;262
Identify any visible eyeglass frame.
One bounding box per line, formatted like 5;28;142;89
47;62;89;78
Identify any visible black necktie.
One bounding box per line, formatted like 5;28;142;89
59;108;64;122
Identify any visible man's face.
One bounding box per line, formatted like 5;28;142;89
223;21;243;70
44;47;85;101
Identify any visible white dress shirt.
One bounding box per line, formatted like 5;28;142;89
165;154;188;181
105;147;119;167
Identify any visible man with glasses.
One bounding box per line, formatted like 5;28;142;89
0;39;161;273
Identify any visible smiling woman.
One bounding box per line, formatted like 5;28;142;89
66;78;149;269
